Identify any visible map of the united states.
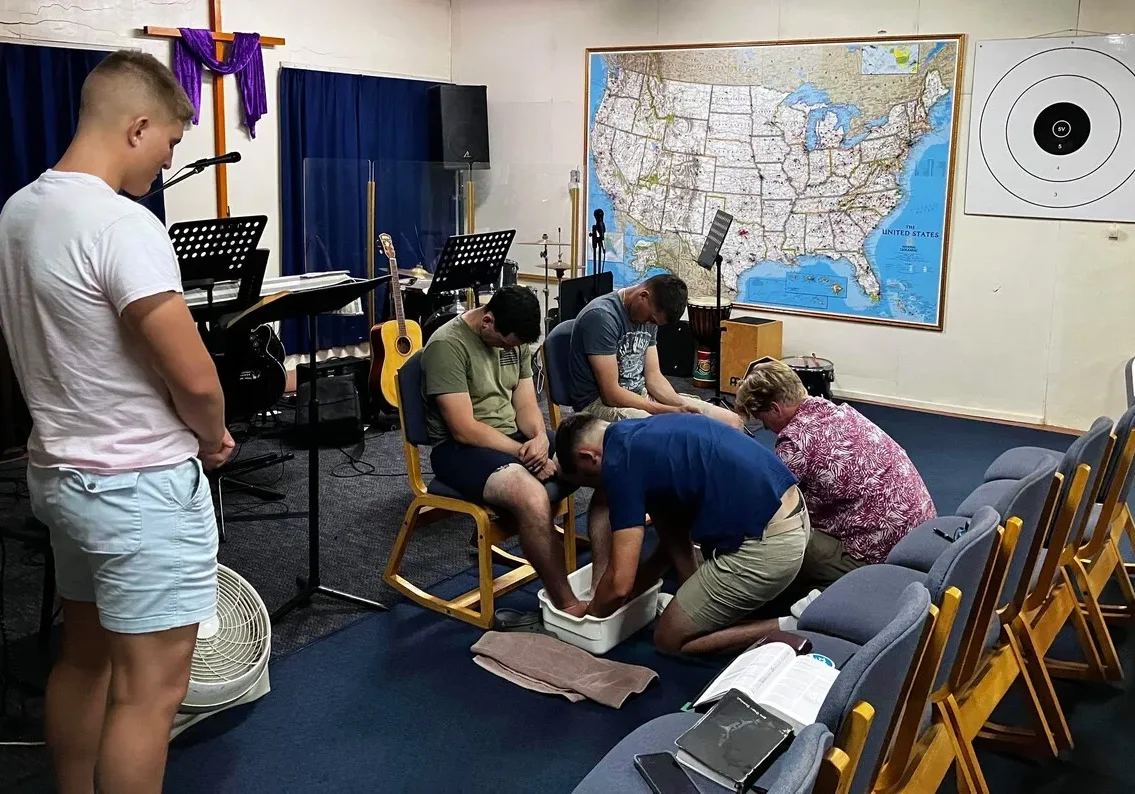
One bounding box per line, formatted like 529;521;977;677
587;40;960;328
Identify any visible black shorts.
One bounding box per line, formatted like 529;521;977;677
430;429;557;503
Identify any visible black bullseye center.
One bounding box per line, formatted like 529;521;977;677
1033;102;1090;155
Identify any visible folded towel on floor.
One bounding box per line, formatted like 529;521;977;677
472;656;586;702
471;631;658;708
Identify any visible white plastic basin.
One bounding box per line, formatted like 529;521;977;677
537;563;662;655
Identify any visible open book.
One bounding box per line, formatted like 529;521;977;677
692;641;840;733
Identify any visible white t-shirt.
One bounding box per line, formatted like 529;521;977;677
0;170;199;472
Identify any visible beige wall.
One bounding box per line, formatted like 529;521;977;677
452;0;1135;430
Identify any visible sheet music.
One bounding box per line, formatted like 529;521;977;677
183;271;355;307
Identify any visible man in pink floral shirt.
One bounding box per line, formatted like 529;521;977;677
736;360;936;590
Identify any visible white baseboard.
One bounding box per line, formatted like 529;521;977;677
832;388;1047;428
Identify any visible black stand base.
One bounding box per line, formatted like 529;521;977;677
272;581;388;621
269;308;389;624
221;476;287;502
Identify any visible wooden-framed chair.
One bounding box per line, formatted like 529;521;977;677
872;518;1018;794
799;507;1005;794
572;582;936;794
383;351;579;629
1071;408;1135;628
1025;418;1125;683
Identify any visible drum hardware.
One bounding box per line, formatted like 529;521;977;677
532;229;571;335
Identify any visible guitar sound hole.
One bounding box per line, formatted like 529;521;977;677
396;337;413;356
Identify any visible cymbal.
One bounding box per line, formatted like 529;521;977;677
391;267;430;278
517;240;572;247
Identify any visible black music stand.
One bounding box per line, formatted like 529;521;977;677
223;276;391;621
426;230;515;306
171;216;267;321
696;210;734;408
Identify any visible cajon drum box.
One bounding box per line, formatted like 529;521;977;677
720;317;783;395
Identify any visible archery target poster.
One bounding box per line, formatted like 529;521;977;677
966;35;1135;223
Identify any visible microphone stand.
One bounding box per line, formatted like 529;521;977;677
135;163;207;202
591;223;605;276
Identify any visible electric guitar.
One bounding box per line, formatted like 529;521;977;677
218;323;287;420
369;233;423;409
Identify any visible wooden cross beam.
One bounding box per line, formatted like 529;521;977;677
143;0;284;218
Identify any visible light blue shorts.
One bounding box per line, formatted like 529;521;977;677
27;457;218;634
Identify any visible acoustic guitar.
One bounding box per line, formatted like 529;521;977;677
369;233;423;409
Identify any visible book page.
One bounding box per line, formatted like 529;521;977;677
694;643;795;707
756;655;840;732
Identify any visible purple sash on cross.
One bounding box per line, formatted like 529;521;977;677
173;28;268;137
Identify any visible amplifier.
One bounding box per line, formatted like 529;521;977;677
720;317;783;395
296;355;371;417
293;375;363;446
657;320;695;377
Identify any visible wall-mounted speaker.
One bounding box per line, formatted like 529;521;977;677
428;84;490;170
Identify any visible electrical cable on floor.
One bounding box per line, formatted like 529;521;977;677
332;427;432;479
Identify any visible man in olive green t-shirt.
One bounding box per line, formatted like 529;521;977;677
421;286;584;616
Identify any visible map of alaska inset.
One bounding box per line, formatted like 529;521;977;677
586;37;962;328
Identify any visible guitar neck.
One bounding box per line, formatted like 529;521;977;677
390;260;408;335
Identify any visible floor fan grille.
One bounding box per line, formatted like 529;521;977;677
180;565;271;714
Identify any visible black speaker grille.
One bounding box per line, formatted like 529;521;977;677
429;84;490;169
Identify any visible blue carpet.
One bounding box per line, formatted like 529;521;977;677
166;568;720;794
164;405;1079;793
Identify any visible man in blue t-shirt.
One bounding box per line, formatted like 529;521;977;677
555;412;811;655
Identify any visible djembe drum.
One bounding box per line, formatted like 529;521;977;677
687;296;732;387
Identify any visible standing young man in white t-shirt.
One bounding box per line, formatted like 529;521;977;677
0;51;233;793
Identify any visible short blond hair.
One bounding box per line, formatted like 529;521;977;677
80;50;194;127
735;359;808;416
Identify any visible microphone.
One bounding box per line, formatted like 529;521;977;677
593;208;605;237
134;151;242;202
187;151;242;169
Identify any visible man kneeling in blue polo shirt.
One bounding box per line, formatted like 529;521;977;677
555;412;811;655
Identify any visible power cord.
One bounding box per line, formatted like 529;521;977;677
332;429;432;479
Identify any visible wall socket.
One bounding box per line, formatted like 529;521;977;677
1108;224;1121;241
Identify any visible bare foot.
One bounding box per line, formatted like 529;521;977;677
561;601;590;618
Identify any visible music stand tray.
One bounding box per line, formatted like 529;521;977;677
427;230;515;301
222;276;391;622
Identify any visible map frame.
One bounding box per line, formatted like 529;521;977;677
583;33;967;331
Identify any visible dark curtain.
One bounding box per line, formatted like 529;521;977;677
0;42;167;454
278;67;453;354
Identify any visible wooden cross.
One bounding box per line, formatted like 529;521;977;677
143;0;284;218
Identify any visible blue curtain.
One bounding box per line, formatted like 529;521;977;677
0;42;166;222
278;67;453;354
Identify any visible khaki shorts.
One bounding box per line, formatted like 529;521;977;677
676;496;811;632
796;530;868;590
579;389;707;422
